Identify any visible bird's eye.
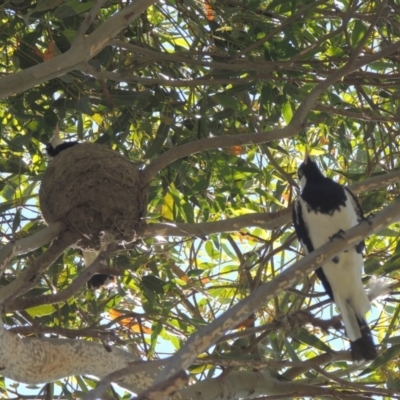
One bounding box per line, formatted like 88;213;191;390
298;169;304;179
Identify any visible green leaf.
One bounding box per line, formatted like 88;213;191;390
387;372;400;391
141;275;165;294
292;328;333;353
75;375;89;392
12;209;21;233
376;228;399;238
351;20;368;48
76;95;94;115
283;337;301;361
67;0;94;14
161;191;174;221
187;269;204;277
145;121;171;159
26;304;56;317
54;4;77;19
212;94;241;111
33;0;64;13
205;241;216;258
282;101;293;124
360;344;400;375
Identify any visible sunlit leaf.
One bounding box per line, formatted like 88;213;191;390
282;101;293;124
161;191;174;221
26;304;56;317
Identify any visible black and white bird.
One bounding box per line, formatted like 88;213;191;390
81;250;117;291
292;153;377;363
45;128;115;291
46;125;79;158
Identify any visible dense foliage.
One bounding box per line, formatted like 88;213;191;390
0;0;400;398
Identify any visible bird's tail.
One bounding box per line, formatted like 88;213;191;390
335;296;376;363
350;318;377;363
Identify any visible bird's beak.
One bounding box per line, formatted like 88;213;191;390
50;123;63;147
304;149;310;164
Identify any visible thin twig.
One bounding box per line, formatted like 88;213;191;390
73;0;109;43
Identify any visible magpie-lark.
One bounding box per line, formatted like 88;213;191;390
46;141;79;157
45;131;115;291
292;154;377;363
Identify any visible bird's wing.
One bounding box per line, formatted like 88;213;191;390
292;199;314;253
344;187;365;253
292;198;335;301
344;187;364;221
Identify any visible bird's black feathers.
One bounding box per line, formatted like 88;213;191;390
46;141;80;157
351;317;377;361
298;161;347;215
87;274;116;291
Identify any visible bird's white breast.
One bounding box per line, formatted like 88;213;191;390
298;190;359;247
299;189;369;315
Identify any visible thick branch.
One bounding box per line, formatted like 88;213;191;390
152;195;400;387
142;209;290;237
174;370;344;400
0;0;158;98
0;322;156;393
0;222;65;278
73;0;109;41
3;246;124;312
0;230;76;303
84;360;168;400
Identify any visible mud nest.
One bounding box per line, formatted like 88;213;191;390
39;143;148;251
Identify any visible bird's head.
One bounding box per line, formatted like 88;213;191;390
49;124;63;148
297;152;325;189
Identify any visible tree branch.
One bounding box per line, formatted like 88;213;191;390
0;222;65;278
0;230;76;303
3;245;124;312
142;209;291;237
73;0;109;42
174;369;338;400
0;321;156;393
84;360;168;400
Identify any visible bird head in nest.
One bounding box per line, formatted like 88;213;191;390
46;124;63;155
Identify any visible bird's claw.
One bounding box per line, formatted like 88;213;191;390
363;213;375;226
329;229;346;241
